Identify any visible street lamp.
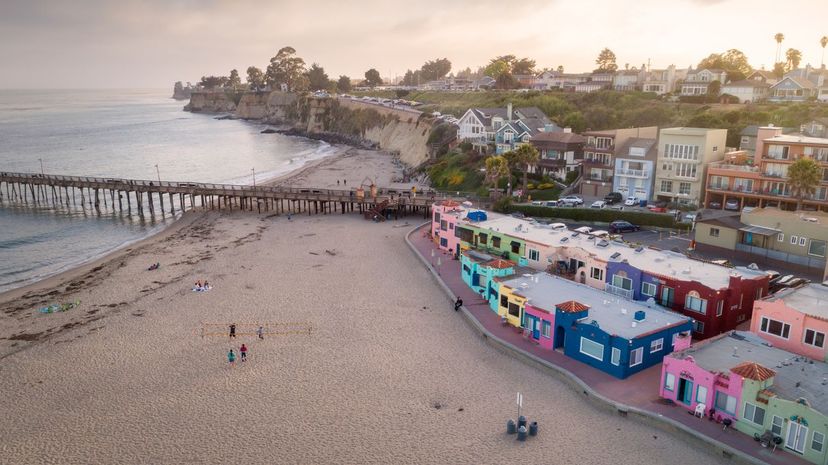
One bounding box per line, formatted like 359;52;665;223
251;168;256;188
154;164;161;184
38;158;44;176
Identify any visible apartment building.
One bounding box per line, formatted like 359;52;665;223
579;126;658;199
704;126;828;212
642;65;688;95
654;127;727;207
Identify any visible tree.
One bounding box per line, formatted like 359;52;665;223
484;59;510;79
785;48;802;71
246;66;265;91
788;158;821;210
336;75;351;93
420;58;452;81
557;65;564;73
774;33;785;64
595;48;618;72
513;144;540;195
512;58;536;75
485;155;510;192
697;49;752;81
265;46;307;91
495;72;518;90
228;69;241;90
364;68;382;88
708;80;722;97
306;63;329;91
772;62;787;78
821;36;828;67
199;75;225;89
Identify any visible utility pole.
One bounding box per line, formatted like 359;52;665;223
38;158;44;176
251;168;256;189
155;164;161;184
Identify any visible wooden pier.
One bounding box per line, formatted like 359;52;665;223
0;172;447;219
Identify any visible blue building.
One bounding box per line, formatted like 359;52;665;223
460;250;520;312
498;273;693;379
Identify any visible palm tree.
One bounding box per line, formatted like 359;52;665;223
774;33;785;64
787;158;821;210
513;143;540;196
485;155;510;196
821;36;828;67
786;48;802;71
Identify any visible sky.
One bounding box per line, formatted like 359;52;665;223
1;0;826;89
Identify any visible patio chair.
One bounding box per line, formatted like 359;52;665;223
694;403;706;418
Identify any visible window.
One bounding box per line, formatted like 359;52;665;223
479;233;488;245
791;235;799;245
455;226;474;242
510;241;520;254
660;180;673;193
755;287;763;300
760;317;791;339
434;212;441;223
787;422;808;454
679;182;691;195
685;293;707;315
492;236;501;248
716;300;724;317
709;228;720;238
591;267;603;280
500;295;508;308
804;329;826;348
809;240;826;257
799;237;807;246
611;347;621;366
508;302;520;318
612;275;632;290
693;320;705;334
777;233;784;242
696;385;708;404
664;372;676;391
743;402;766;426
813;431;825;453
462;264;470;274
771;416;784;437
715;391;737;414
528;249;539;261
641;282;656;297
542;321;551;338
579;337;604;361
630;347;643;366
650;338;664;353
440;220;447;231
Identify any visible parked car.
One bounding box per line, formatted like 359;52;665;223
559;195;584;206
684;211;702;222
590;200;606;209
545;200;559;207
531;200;544;206
549;222;567;231
708;201;722;209
590;230;610;238
624;196;639;206
604;192;622;204
725;199;741;211
574;226;592;234
647;205;667;213
609;220;640;234
510;212;525;219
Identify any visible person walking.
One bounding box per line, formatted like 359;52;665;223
240;344;248;362
228;349;236;365
337;180;340;186
257;326;264;340
229;323;236;339
454;297;463;312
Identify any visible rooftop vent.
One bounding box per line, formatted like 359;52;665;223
560;237;569;243
571;232;580;238
634;310;646;322
631;321;637;328
682;268;691;274
635;246;644;253
610;252;622;260
596;240;609;248
747;263;759;270
621;308;628;315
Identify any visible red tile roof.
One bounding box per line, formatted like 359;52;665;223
556;300;590;313
731;362;776;381
485;259;515;269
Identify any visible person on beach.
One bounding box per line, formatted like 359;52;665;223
257;326;264;340
343;179;347;186
337;180;340;186
203;281;209;289
240;344;248;362
229;324;236;339
287;213;292;221
228;349;236;365
454;297;463;312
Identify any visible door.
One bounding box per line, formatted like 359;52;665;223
661;286;674;307
786;422;808;454
554;325;566;349
677;378;694;405
530;316;541;340
472;272;480;287
456;244;460;257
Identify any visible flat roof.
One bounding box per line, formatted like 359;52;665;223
463;212;767;289
500;273;689;339
739;225;781;236
764;134;828;145
660;127;724;136
742;208;828;231
674;332;828;414
765;283;828;320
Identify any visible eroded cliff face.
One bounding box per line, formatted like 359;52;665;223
185;91;433;167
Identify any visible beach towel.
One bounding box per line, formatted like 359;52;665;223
39;299;81;314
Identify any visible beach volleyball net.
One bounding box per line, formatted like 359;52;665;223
198;322;313;338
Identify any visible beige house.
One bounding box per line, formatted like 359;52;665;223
695;208;828;270
654;127;727;207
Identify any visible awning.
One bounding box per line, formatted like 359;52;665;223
739;225;781;236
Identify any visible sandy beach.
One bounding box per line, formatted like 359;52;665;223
0;148;727;464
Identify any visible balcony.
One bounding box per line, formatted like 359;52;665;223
617;168;649;178
708;163;760;174
605;283;633;299
585;143;614;152
586;173;613;183
763;154;790;161
539;158;566;168
582;158;613;169
706;184;755;194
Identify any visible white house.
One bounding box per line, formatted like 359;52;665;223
613;70;641;91
680;68;728;96
456;104;554;153
721;80;770;103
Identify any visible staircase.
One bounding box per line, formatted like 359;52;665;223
364;200;390;222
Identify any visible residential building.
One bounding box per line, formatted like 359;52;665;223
661;331;828;465
579;126;658;199
431;200;466;255
459;250;525;311
703;126;828;212
721;80;770;103
680;69;728;96
496;272;692;379
536;72;591;91
642;65;688;95
456;104;553;153
770;76;818;102
752;282;828;362
695;208;828;271
746;70;780;86
654;127;727;207
436;209;770;339
613;70;641;91
574;81;610;93
529;130;585;179
803;118;828;138
614;137;659;201
738;125;797;158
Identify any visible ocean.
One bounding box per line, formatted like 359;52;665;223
0;89;335;293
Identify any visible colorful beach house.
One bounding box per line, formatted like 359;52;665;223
752;283;828;362
459;250;522;312
661;331;828;465
497;272;692;379
440;208;769;339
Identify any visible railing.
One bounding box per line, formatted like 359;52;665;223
706;185;756;194
605;283;633;300
584;143;614;151
708;163;760;173
617;168;648;178
539;159;566;168
586;174;613;182
582;159;613;169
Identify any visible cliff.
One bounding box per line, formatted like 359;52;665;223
171;81;194;100
184;91;437;167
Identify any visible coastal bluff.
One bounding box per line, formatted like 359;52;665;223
185;90;434;167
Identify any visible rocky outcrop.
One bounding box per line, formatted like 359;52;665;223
184;91;236;113
172;81;194;100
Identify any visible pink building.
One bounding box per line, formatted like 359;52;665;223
751;283;828;362
523;303;555;350
431;201;464;255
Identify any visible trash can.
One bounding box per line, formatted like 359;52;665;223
506;419;516;434
639;199;647;208
529;421;538;436
518;415;527;428
517;425;528;441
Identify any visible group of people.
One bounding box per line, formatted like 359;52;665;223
192;280;211;292
336;179;347;186
227;344;248;364
147;262;160;271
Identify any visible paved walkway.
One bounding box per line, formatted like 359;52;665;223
408;223;809;465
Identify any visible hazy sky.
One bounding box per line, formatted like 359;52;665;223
1;0;826;89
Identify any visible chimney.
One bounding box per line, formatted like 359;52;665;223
634;310;646;322
507;102;513;122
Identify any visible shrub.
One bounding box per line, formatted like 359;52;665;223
492;196;513;213
527;188;561;200
526;183;535;190
504;205;689;230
